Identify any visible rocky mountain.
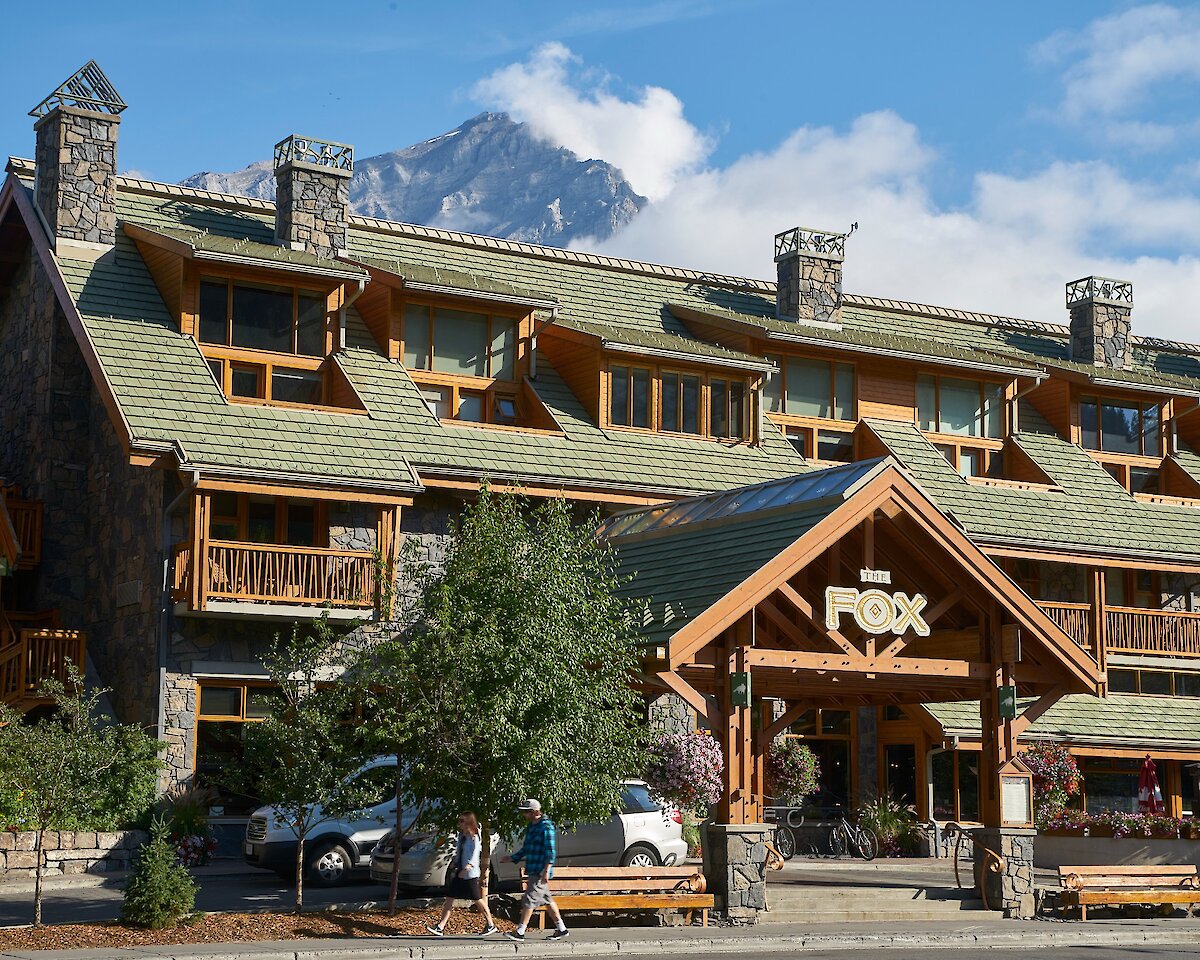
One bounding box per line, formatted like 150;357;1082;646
182;112;645;247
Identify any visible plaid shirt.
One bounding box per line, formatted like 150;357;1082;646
512;816;557;878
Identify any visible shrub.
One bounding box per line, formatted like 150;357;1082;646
163;784;219;866
1022;744;1081;827
644;731;724;814
859;792;920;857
121;817;197;929
766;739;820;806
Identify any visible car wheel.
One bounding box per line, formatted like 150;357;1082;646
620;844;661;868
307;842;354;887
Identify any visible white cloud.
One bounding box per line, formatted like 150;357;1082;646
472;42;711;201
1035;4;1200;130
582;111;1200;340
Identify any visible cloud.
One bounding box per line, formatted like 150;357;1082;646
472;42;711;201
581;111;1200;340
1035;4;1200;137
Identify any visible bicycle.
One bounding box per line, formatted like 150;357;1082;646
766;806;806;860
827;810;879;861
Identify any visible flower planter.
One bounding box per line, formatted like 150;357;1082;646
1186;825;1200;842
1042;827;1087;838
1035;833;1200;869
1086;825;1116;838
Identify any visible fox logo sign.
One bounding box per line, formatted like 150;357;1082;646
824;586;931;637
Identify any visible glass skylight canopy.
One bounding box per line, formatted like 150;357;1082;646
601;458;886;539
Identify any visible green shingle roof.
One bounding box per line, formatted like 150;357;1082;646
926;695;1200;749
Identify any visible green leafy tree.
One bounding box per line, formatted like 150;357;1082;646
372;487;648;898
227;612;383;913
0;669;164;926
121;816;197;929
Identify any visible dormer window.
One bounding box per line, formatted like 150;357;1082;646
403;304;517;379
1080;396;1161;457
605;363;752;441
199;277;328;356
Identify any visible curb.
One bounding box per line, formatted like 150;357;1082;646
5;922;1200;959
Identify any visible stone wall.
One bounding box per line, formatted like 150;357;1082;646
973;826;1036;918
0;249;163;731
0;830;147;878
329;502;377;552
1069;301;1131;370
1162;572;1200;612
776;252;842;324
1037;561;1087;604
274;163;350;258
34;107;119;246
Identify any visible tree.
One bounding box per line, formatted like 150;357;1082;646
372;487;648;898
228;612;383;913
0;669;164;926
121;816;197;929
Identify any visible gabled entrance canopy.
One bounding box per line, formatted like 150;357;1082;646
607;459;1104;826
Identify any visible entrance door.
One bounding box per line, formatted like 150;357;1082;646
883;743;917;806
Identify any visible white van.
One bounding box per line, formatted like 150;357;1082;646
243;756;419;886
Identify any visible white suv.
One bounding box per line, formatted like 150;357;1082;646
369;780;687;890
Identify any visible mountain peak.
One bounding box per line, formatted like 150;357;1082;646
181;114;645;247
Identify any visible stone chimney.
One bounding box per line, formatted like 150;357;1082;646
774;227;845;325
29;61;126;248
1066;276;1133;369
273;135;353;259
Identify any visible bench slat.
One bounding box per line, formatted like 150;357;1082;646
1067;890;1200;906
550;879;700;892
1059;865;1198;878
1064;877;1199;889
549;867;698;879
549;894;715;910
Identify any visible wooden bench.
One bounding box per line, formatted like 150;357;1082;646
1058;865;1200;920
527;866;713;928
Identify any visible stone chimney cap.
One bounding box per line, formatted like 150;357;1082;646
273;135;354;176
1066;276;1133;308
29;60;126;119
774;226;846;263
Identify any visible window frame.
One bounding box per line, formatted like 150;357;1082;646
604;360;755;442
1079;394;1163;459
400;301;522;383
205;492;329;548
916;373;1007;440
198;275;331;359
764;354;857;423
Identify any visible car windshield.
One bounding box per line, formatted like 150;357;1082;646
620;783;661;815
345;764;396;807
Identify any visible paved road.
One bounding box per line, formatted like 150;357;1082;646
695;951;1200;960
0;868;404;926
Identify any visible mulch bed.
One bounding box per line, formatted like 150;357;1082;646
0;906;513;951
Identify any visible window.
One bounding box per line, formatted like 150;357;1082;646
931;750;980;823
917;374;1004;438
610;365;652;429
196;680;279;817
402;304;517;381
1079;757;1141;814
936;443;1002;479
710;378;747;440
660;372;701;435
786;708;852;813
1105;568;1160;609
765;355;855;421
778;424;854;463
1108;668;1200;697
1080;396;1161;456
607;364;752;440
207;493;329;548
199;278;327;357
620;783;661;815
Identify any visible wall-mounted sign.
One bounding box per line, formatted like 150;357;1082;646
859;568;891;584
824;586;931;636
998;685;1018;719
730;671;751;708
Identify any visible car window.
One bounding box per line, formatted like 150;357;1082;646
620;784;660;815
349;764;397;808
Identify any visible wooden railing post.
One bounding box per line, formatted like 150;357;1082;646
1087;569;1107;673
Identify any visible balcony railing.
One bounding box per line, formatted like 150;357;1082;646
1038;601;1200;658
0;627;86;711
6;497;42;569
173;540;377;611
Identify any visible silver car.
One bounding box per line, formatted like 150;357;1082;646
369;780;687;889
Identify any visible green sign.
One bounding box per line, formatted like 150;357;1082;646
998;685;1018;720
730;671;751;708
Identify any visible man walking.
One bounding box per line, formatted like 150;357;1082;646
505;799;568;941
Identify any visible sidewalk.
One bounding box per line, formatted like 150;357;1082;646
3;916;1200;960
0;862;258;894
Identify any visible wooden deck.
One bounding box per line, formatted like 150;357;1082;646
1040;601;1200;657
0;624;86;712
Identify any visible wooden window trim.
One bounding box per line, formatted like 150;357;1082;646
603;361;755;443
1078;394;1163;458
205;494;328;548
196;680;277;722
399;299;526;383
917;373;1007;440
766;354;858;423
197;275;334;359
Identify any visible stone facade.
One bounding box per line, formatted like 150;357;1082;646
329;502;378;553
647;692;693;737
274;162;350;259
776;250;842;325
855;707;878;800
1069;299;1132;370
703;822;774;922
34;107;119;246
972;826;1036;918
1038;560;1087;604
0;829;147;878
0;249;163;731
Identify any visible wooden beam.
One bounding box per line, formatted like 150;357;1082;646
756;700;809;752
756;597;809;650
658;671;715;727
742;648;990;679
1011;685;1065;739
776;580;863;659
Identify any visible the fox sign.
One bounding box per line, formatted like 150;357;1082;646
824;586;931;637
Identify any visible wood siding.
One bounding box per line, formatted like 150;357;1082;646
857;359;916;421
1026;379;1073;440
540;331;602;422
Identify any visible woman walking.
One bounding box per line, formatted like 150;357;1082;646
426;812;497;937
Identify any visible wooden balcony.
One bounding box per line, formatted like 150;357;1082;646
0;494;41;570
1039;601;1200;658
0;625;86;712
172;540;377;616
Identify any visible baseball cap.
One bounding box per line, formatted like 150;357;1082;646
517;799;542;812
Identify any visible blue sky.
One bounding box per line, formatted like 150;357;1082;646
1;1;1198;336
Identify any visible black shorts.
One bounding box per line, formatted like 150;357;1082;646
447;875;482;901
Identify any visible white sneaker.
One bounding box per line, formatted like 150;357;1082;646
425;925;444;937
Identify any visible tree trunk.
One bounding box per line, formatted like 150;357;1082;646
294;832;305;915
32;827;44;927
479;820;492;902
388;772;402;916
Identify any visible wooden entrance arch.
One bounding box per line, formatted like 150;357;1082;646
609;459;1103;828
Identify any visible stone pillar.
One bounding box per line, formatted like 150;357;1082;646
972;826;1036;918
1066;276;1133;370
855;707;878;801
703;822;774;923
273;135;353;259
774;227;845;325
34;106;119;246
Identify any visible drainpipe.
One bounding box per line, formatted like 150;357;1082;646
339;279;367;351
157;465;199;756
1010;377;1044;434
926;740;956;857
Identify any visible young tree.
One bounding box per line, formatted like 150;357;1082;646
372;487;648;898
229;612;384;913
0;669;163;926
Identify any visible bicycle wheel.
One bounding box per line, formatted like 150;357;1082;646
774;825;797;860
829;824;847;858
853;826;879;862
